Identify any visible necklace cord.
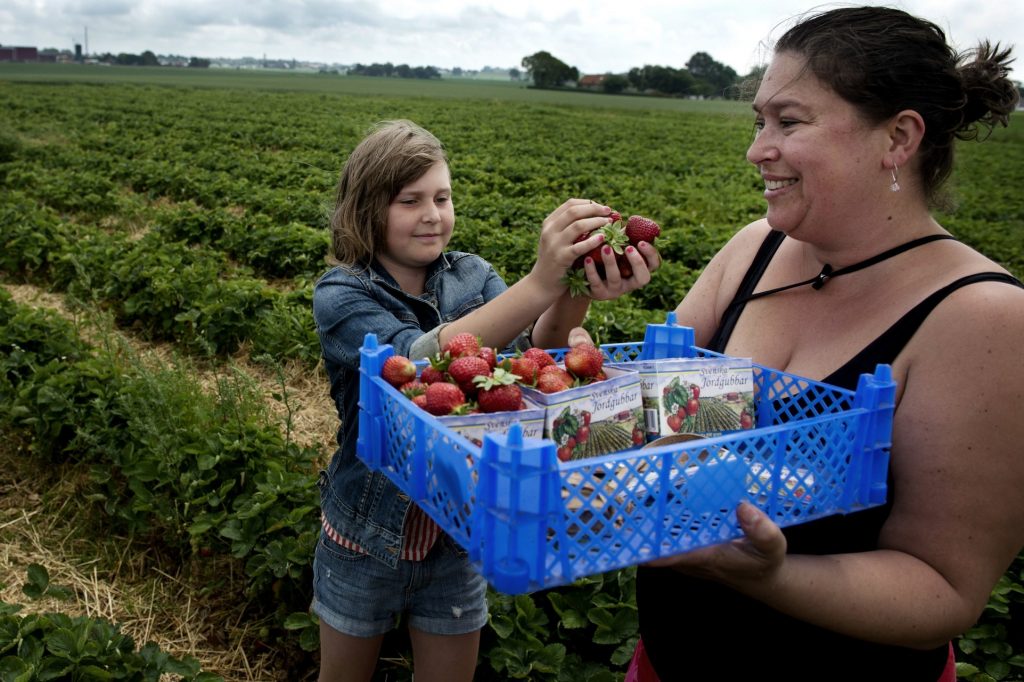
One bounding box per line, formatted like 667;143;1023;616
737;234;956;305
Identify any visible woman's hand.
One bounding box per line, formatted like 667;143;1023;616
585;239;661;301
645;502;787;584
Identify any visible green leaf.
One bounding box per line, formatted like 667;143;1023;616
0;657;33;682
588;606;638;645
22;564;49;600
283;612;316;630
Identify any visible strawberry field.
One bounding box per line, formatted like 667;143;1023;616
1;70;1023;681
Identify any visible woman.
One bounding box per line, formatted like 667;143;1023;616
634;6;1023;680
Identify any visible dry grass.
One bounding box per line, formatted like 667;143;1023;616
1;281;333;680
0;443;298;680
2;283;338;460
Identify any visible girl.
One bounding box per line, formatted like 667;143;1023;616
311;119;660;682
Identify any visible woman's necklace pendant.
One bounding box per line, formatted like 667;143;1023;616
811;263;834;290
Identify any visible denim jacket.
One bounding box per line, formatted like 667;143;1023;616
312;251;531;567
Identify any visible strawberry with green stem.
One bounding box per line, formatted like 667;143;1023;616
474;368;524;413
563;212;661;297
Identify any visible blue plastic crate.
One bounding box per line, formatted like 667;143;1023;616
356;313;895;595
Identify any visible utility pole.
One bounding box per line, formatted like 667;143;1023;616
84;26;88;56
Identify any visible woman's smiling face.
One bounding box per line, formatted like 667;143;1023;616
747;51;892;239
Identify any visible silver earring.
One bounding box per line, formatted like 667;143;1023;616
890;164;901;193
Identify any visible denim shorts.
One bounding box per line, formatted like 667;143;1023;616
311;530;488;638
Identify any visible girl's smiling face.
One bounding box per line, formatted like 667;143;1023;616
377;160;455;277
747;51;892;240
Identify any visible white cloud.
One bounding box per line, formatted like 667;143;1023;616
2;0;1020;75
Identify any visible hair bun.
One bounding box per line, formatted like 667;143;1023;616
956;41;1019;140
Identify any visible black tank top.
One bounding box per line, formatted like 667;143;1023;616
637;230;1023;680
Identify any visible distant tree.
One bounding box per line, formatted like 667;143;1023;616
521;51;578;89
347;62;438;79
187;57;210;68
452;66;463;77
602;74;628;94
141;50;159;66
627;64;696;96
416;66;441;79
686;51;739;97
509;67;521;81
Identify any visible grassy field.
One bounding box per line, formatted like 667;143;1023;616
0;62;752;113
1;64;1022;681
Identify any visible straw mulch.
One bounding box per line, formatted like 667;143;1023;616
1;282;336;680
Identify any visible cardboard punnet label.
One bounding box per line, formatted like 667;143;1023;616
520;366;645;462
610;356;755;440
438;400;546;447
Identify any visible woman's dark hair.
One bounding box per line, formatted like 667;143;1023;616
776;6;1019;206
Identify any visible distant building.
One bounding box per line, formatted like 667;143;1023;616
0;45;40;62
577;74;606;90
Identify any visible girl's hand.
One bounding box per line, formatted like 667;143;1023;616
567;326;594;347
585;239;661;301
533;199;615;289
645;502;787;584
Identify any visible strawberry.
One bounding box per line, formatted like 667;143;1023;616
478;346;497;370
399;380;427;398
609;210;621;223
564;342;604;380
624;215;661;246
419;365;447;384
536;371;572;394
538;364;574;384
448;355;492;397
616;253;633;279
556;444;574;462
381;355;417;388
474;368;523;413
523;348;556;369
443;332;481;359
506;356;539;385
412;394;428;410
424;382;467;416
561;218;636;297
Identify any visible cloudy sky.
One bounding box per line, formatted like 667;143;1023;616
3;1;1021;76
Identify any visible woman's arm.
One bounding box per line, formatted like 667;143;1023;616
649;279;1024;649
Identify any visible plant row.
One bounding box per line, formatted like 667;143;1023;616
0;291;652;680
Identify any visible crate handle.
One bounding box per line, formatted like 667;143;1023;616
639;312;697;360
357;333;392;471
476;423;562;594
